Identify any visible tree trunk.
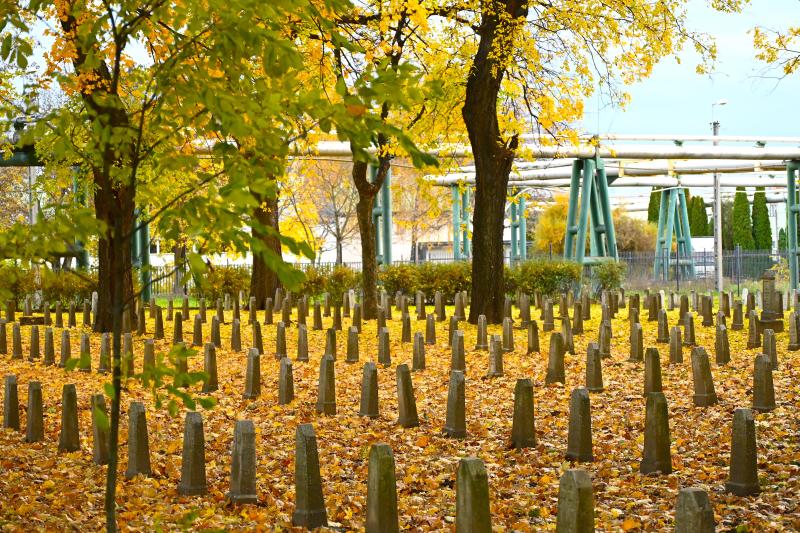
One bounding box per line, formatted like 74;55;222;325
250;191;282;309
462;2;526;325
335;238;343;265
356;188;379;319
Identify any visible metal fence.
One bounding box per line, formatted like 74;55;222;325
145;247;786;296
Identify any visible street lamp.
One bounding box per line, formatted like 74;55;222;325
711;99;728;294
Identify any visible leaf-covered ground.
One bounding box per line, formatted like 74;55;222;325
0;301;797;531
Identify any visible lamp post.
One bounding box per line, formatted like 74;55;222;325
711;99;728;294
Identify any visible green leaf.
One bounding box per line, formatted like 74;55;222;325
93;404;109;431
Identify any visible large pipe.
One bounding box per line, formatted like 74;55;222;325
520;133;800;144
500;175;790;189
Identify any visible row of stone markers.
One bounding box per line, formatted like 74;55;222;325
1;368;758;531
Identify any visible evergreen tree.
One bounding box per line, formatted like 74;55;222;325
779;227;787;251
647;188;661;224
688;196;708;236
751;186;772;250
722;200;734;250
731;187;755;249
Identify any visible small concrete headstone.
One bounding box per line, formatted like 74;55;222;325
312;301;322;331
79;332;91;372
231;318;242;352
443;370;466;438
762;328;778;369
475;315;488;350
691;347;718;407
58;383;80;452
640;391;671;475
585;342;603;392
141;338;155;374
191;314;203;347
455;458;491;532
555;469;595;533
752;354;776;412
359;362;379;418
324;327;337;359
0;320;6;355
252;322;263;355
644;347;663;396
572;302;584;334
527;320;540;354
25;381;44;443
178;411;208;496
29;325;40;361
565;388;593;462
154;306;165;340
511;378;536;448
488;335;504;377
657;309;669;343
316;354;336;415
561;316;575;355
725;408;759;496
12;323;22;360
629;322;643;362
545;332;566;384
598;320;612;359
173;311;184;344
396;364;419;428
425;314;436;345
675;487;715;533
3;375;19;430
365;443;399;533
715;324;730;365
293;424;327;528
543;300;555;332
58;328;71;367
243;347;261;399
378;327;391;366
43;327;55;366
683;312;696;346
227;419;258;504
450;330;465;371
669;326;683;364
412;332;425;371
279;357;294;404
210;316;221;348
202;343;218;393
91;393;110;465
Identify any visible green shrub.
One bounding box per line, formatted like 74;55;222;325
192;266;249;302
299;265;330;298
379;264;420;296
0;262;37;305
414;261;471;301
326;265;361;305
511;259;582;297
40;268;98;307
592;261;626;292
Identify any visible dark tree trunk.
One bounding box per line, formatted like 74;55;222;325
352;160;389;320
462;1;527;325
93;178;136;333
335;237;343;265
250;191;282;309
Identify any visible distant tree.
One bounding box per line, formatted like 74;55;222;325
732;187;755;249
534;195;569;254
688;196;708;237
613;208;657;252
751;186;772;250
647;188;661;224
722;200;734;250
779;227;788;251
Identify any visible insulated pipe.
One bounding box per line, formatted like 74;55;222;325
520;133;800;144
441;175;792;189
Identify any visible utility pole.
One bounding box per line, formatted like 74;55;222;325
711;99;727;294
713;120;723;294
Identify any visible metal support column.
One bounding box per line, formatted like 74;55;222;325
510;199;519;265
788;161;800;290
461;187;471;258
371;164;393;265
139;213;152;302
654;187;695;279
563;157;618;267
452;186;461;260
519;195;527;260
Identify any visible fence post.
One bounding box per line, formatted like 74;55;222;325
736;244;741;297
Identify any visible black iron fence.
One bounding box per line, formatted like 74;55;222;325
145;246;787;296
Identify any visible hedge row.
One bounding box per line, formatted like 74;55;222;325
0;263;98;307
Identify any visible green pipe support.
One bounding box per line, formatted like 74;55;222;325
138;213;152;302
653;186;695;279
370;164;393;265
452;186;461;260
